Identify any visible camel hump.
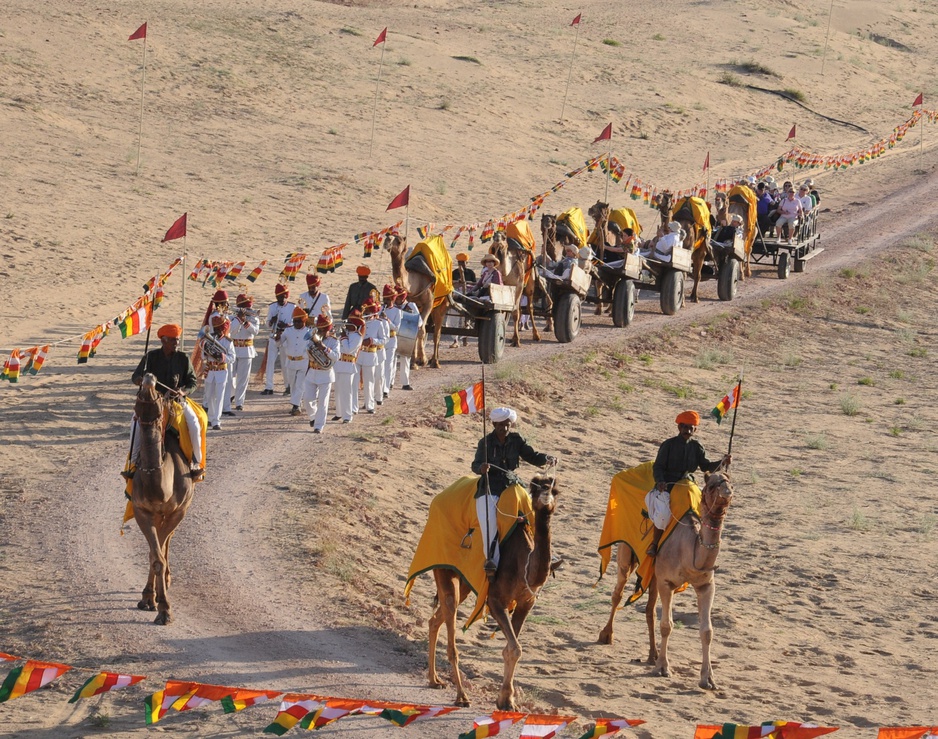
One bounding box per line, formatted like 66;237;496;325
404;253;435;280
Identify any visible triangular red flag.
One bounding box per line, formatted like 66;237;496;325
386;186;410;211
571;13;582;26
913;92;923;107
161;213;187;242
787;124;797;140
703;151;710;172
592;123;612;144
373;27;387;47
129;22;147;41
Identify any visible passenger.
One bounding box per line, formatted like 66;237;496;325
756;182;774;234
467;254;504;298
552;243;579;279
643;221;683;262
798;184;814;214
804;178;820;207
775;189;804;243
713;214;743;245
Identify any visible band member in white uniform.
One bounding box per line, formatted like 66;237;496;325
264;284;296;395
229;294;259;411
334;316;364;423
201;314;235;430
382;285;402;398
298;273;332;322
303;313;340;434
280;306;311;416
395;287;420;391
357;301;386;414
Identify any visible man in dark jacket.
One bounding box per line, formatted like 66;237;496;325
342;265;378;319
646;410;731;557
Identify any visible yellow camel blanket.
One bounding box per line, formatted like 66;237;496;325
673;196;713;250
597;461;702;604
728;185;757;255
506;219;536;252
122;397;208;525
409;235;453;308
557;207;588;248
405;475;534;629
608;207;643;237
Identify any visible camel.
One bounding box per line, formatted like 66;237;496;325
428;475;560;710
539;214;560;264
587;201;612;315
489;230;541;346
383;232;450;369
131;373;195;625
726;189;756;279
656;191;711;303
597;470;734;689
712;192;729;228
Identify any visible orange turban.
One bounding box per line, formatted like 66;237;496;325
456;252;469;262
157;324;182;339
676;411;700;426
356;265;371;277
292;306;308;321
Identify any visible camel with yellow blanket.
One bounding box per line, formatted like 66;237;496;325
490;219;544;346
596;461;735;689
405;474;560;710
727;184;758;278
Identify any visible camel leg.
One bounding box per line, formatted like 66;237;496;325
490;605;522;711
134;510;159;612
744;254;752;279
528;290;541;342
151;505;188;626
414;327;427;367
598;545;633;644
690;254;703;303
645;572;659;664
696;580;718;689
429;320;442;369
654;582;674;678
511;303;521;348
428;574;449;689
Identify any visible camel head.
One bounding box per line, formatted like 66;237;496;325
135;372;163;425
528;475;559;514
540;214;556;240
383;231;404;254
588;201;610;224
655;191;674;216
701;470;733;519
489;232;508;267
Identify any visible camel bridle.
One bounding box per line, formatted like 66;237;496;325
695;477;732;559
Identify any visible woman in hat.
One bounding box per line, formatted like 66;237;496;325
467;253;503;297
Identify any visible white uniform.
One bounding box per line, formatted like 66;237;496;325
374;313;391;402
279;324;310;409
383;304;402;396
264;300;296;392
202;333;235;428
303;335;339;432
229;311;259;409
357;317;386;413
298;290;332;321
334;330;363;422
397;300;421;389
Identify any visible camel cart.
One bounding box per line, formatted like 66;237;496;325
445;284;519;364
693;229;748;301
591;245;694;320
532;262;592;343
750;210;822;279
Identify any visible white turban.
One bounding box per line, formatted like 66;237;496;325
490;407;517;424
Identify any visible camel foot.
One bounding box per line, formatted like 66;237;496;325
428;677;445;689
700;675;717;690
454;695;470;708
654;667;670;678
597;629;613;645
495;697;516;712
691;294;699;303
153;611;173;626
137;600;156;612
429;360;441;369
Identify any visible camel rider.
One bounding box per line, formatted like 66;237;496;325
646;410;731;558
128;323;203;477
342;265;378;319
471;407;558;574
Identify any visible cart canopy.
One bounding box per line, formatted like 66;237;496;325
556;207;588;248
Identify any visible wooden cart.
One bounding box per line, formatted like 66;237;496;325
751;211;822;279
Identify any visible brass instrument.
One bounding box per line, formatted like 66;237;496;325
197;326;228;362
306;326;336;369
235;307;260;319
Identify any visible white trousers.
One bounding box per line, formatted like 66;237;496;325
397;353;411;387
130;401;202;466
384;338;398;393
264;339;289;391
304;376;333;431
334;372;357;421
475;494;500;567
359;364;378;411
284;360;307;407
645;488;671;530
231;355;253;408
203;369;228;426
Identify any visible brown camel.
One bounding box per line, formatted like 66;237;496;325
490;231;541;346
656;191;710;303
131;373;195;625
587;200;612;315
712;191;730;228
597;470;733;689
727;190;755;279
428;475;560;710
383;232;449;368
539;214;559;264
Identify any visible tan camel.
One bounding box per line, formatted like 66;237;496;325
597;470;733;689
428;475;560;710
383;232;449;368
539;214;560;264
656;191;710;303
131;373;195;625
587;200;612;315
712;192;730;227
490;231;541;346
726;190;755;279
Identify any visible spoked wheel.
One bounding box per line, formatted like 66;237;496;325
611;279;636;327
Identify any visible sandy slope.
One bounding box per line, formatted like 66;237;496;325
1;0;938;736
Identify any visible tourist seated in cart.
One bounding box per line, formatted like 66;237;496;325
712;214;743;246
756;182;774;234
466;253;503;298
550;243;579;279
775;189;804;243
639;221;683;263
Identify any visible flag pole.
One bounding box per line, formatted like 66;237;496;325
559;18;581;123
603;149;611;204
134;22;148;177
480;361;494;568
369;37;387;159
821;0;834;75
180;235;188;351
726;373;743;457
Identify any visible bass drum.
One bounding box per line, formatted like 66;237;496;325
396;310;421;358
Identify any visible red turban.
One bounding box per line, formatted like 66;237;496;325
315;314;332;329
236;293;252;307
275;283;289;297
306;273;321;287
157;324;182;339
212;289;229;303
382;283;396;298
676;411;700;426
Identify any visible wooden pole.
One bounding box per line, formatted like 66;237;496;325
821;0;835;75
134;27;148;176
559;21;581;122
180;235;188;351
369;40;387;159
603;150;611;204
727;374;743;457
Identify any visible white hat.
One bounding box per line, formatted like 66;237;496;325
730;214;743;225
668;221;682;233
746;175;757;185
490;407;517;424
804;178;814;186
578;246;593;260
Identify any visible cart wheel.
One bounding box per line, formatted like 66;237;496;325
611;280;636;327
478;312;506;364
717;259;739;301
777;251;791;280
553;293;581;343
659;270;684;315
793;258;805;273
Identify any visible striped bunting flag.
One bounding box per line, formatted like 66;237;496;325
0;660;72;702
444;381;484;417
576;717;645;739
520;713;579;739
263;694;319;735
459;711;527;739
695;722;838;739
69;671;146;702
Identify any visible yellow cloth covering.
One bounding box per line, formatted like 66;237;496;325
557;207;588;248
506;219;536;252
727;185;757;256
608;207;643;237
405;476;535;629
596;461;701;604
673;196;713;251
122;397;208;525
409;235;453;308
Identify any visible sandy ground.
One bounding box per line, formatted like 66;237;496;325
1;0;937;736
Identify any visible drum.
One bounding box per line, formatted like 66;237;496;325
396;310;421;359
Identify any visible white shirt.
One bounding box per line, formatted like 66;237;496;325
266;300;297;339
335;331;363;374
229;313;260;358
280;325;309;359
306;335;339;383
298;290;332;320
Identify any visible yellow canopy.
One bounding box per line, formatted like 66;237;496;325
608;207;643;237
727;185;757;255
557;207;588;248
506;219;536;252
673;196;712;250
409;235;453;305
